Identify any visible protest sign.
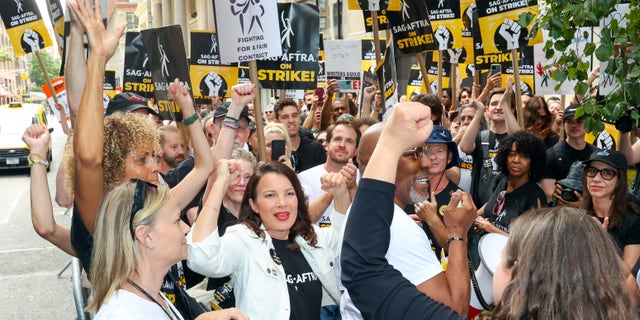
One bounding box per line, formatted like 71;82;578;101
257;3;319;90
141;25;193;121
458;0;476;87
348;0;401;11
190;31;239;103
213;0;281;63
406;65;428;97
362;10;389;32
534;28;593;95
476;0;539;54
41;77;68;121
325;40;362;91
43;0;64;57
386;0;436;54
103;70;117;99
238;65;251;84
425;0;462;51
123;32;154;99
425;51;450;94
0;0;53;56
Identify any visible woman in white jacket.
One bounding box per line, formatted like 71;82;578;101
188;161;348;319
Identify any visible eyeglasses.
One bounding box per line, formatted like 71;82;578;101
585;166;618;181
130;179;158;239
402;146;426;159
492;190;506;216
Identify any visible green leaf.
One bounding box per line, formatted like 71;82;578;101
632;109;640;120
552;69;568;82
575;106;585;118
595;44;613;61
584;42;596;56
575;82;589;96
630;65;640;78
518;12;534;27
583;103;596;115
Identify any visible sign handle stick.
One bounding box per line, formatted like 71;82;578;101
36;51;59;105
451;63;458;111
416;52;432;94
249;60;267;162
511;48;524;129
437;51;443;100
371;11;385;92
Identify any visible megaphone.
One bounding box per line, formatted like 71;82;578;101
468;233;509;318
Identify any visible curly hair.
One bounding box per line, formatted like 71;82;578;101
492;207;635;320
238;161;317;250
494;131;546;182
63;113;159;194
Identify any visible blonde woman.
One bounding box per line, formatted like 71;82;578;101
264;122;293;169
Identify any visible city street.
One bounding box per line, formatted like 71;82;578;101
0;120;76;319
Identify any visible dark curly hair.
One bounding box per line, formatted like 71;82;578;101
494;131;546;182
238;161;317;250
411;94;443;124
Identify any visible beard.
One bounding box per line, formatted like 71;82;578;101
409;185;430;203
163;153;185;168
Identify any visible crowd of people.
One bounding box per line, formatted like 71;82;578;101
22;0;640;319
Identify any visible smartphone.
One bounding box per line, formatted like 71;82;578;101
271;139;286;161
315;87;325;103
490;63;501;75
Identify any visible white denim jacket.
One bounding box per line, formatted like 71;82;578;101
187;210;344;319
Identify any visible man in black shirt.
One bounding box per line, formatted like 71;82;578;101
275;98;326;172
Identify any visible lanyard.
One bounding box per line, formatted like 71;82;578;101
127;279;176;320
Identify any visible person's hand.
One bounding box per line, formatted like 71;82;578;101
68;0;125;60
216;159;240;190
22;124;50;158
277;154;293;170
339;159;358;190
230;83;256;107
374;89;384;113
592;216;609;230
442;190;477;236
553;184;583;208
485;72;502;93
474;216;494;233
168;78;195;115
414;197;439;224
326;79;339;96
195;308;249;320
321;172;348;196
363;85;377;101
378;102;433;155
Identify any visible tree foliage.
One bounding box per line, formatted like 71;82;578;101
28;51;61;88
526;0;640;134
0;49;11;63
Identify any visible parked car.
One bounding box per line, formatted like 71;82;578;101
0;102;52;171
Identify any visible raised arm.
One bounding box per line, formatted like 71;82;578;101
619;131;640;166
167;79;214;209
342;102;466;319
192;160;237;242
23;125;75;256
69;0;125;233
360;85;376;119
64;6;86;123
502;77;521;134
320;79;338;131
459;100;484;154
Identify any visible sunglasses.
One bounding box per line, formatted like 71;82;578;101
130;179;158;239
585;166;618;181
402;146;426;159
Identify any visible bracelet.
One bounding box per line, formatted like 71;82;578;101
28;154;49;168
446;237;464;245
182;113;199;126
222;118;240;129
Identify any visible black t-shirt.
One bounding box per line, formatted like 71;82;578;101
543;141;598;180
292;137;326;173
484;177;547;232
421;181;459;254
205;206;238;309
470;130;508;207
593;209;640;252
543;133;560;149
272;239;322;320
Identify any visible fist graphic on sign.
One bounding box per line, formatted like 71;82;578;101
22;29;42;53
498;19;521;50
204;72;224;97
434;26;451;51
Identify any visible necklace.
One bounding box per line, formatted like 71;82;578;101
127;279;176;320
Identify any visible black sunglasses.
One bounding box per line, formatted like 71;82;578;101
130;179;158;239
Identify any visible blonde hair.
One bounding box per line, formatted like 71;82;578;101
87;181;170;312
64;113;159;194
264;123;292;159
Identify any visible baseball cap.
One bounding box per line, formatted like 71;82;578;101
105;92;158;116
582;149;628;172
425;125;460;169
213;103;250;123
556;162;584;192
563;104;582;121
